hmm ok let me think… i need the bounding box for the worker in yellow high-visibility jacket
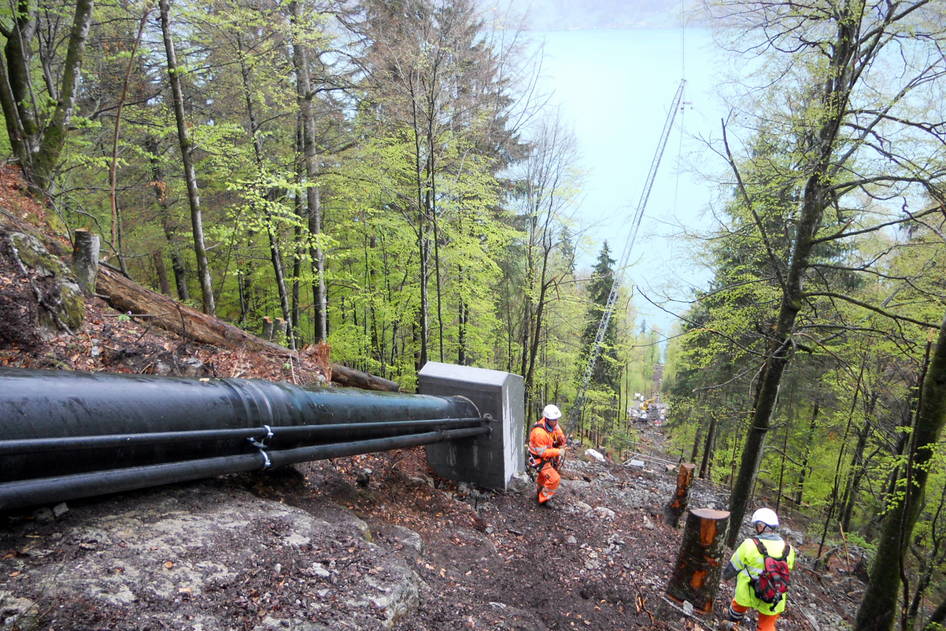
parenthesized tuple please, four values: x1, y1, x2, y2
(720, 508, 796, 631)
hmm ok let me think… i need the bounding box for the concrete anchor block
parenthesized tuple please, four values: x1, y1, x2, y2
(418, 362, 524, 491)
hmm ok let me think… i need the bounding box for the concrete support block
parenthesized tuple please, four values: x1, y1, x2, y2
(418, 362, 524, 490)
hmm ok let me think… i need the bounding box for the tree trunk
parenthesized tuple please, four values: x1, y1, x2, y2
(840, 421, 871, 532)
(290, 1, 326, 343)
(666, 508, 730, 613)
(856, 321, 946, 631)
(145, 137, 190, 302)
(153, 251, 170, 295)
(700, 416, 717, 479)
(159, 0, 215, 316)
(237, 34, 294, 350)
(690, 416, 703, 464)
(0, 0, 94, 192)
(794, 402, 819, 506)
(723, 1, 859, 547)
(457, 297, 467, 365)
(97, 264, 284, 354)
(664, 463, 696, 527)
(108, 7, 148, 275)
(330, 363, 400, 392)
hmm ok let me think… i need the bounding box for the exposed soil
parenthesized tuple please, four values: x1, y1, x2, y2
(1, 435, 864, 631)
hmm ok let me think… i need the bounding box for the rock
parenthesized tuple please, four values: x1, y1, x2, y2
(376, 523, 423, 554)
(642, 515, 656, 530)
(507, 471, 533, 494)
(627, 459, 646, 469)
(177, 357, 206, 378)
(253, 615, 331, 631)
(0, 590, 37, 627)
(593, 506, 616, 520)
(584, 448, 606, 462)
(782, 526, 805, 545)
(309, 563, 331, 578)
(31, 507, 54, 523)
(573, 501, 593, 514)
(1, 483, 423, 629)
(52, 502, 69, 518)
(4, 230, 85, 334)
(566, 535, 578, 545)
(407, 474, 435, 489)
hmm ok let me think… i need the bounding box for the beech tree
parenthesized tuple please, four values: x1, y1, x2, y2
(159, 0, 215, 315)
(709, 0, 946, 549)
(0, 0, 94, 192)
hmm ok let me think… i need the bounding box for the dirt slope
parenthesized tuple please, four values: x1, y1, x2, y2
(1, 436, 860, 630)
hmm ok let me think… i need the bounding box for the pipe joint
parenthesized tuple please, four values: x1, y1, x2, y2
(247, 425, 274, 469)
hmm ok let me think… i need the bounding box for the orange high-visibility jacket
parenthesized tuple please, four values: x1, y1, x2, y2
(529, 419, 566, 463)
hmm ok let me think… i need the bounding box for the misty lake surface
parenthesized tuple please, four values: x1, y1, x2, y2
(533, 27, 731, 334)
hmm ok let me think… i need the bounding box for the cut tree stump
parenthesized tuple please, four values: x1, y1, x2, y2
(666, 507, 730, 614)
(72, 229, 100, 297)
(664, 462, 696, 527)
(274, 317, 287, 343)
(262, 317, 274, 341)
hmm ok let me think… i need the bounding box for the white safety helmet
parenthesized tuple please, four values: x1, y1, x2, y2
(750, 507, 779, 529)
(542, 404, 562, 421)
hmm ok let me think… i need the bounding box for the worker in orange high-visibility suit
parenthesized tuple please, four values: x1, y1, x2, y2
(529, 404, 567, 505)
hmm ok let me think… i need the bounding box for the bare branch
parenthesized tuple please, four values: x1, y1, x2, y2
(802, 291, 940, 330)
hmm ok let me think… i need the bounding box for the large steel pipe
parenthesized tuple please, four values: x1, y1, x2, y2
(0, 426, 489, 510)
(0, 368, 481, 484)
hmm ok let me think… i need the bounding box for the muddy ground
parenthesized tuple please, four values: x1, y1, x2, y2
(1, 426, 861, 631)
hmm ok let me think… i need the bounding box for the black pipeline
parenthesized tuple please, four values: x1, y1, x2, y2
(0, 368, 488, 510)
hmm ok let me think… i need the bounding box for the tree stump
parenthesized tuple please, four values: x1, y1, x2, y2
(72, 229, 100, 297)
(262, 317, 274, 340)
(274, 317, 287, 344)
(664, 462, 696, 527)
(666, 507, 730, 614)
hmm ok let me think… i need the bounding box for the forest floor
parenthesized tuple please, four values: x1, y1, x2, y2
(0, 423, 867, 630)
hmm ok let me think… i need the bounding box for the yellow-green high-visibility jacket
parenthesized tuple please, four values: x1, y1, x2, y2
(728, 534, 796, 614)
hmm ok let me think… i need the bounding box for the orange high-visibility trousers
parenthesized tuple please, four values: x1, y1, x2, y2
(730, 601, 780, 631)
(536, 462, 560, 503)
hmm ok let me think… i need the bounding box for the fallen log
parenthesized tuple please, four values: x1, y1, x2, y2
(95, 264, 398, 391)
(331, 363, 400, 392)
(96, 264, 288, 355)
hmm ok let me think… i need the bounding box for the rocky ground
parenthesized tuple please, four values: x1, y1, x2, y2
(1, 428, 864, 631)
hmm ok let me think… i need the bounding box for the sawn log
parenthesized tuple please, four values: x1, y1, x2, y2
(95, 265, 398, 391)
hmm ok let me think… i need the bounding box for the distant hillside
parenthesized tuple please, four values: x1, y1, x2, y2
(479, 0, 707, 30)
